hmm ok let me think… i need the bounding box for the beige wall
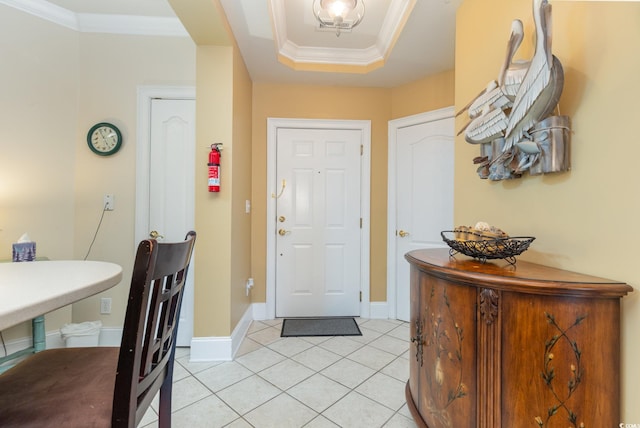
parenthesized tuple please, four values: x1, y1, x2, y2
(13, 6, 636, 417)
(0, 7, 79, 339)
(250, 77, 455, 305)
(456, 0, 640, 420)
(0, 6, 196, 340)
(194, 45, 234, 337)
(391, 70, 455, 119)
(1, 0, 252, 345)
(181, 1, 457, 334)
(251, 84, 391, 304)
(73, 33, 196, 325)
(229, 48, 254, 330)
(171, 0, 254, 339)
(192, 44, 253, 337)
(0, 0, 455, 345)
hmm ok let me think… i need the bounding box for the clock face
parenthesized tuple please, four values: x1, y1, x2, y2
(87, 123, 122, 156)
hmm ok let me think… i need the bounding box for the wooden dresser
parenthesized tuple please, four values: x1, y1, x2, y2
(404, 248, 633, 428)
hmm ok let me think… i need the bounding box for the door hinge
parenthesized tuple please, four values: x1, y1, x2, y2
(360, 144, 363, 156)
(360, 218, 363, 228)
(359, 291, 362, 302)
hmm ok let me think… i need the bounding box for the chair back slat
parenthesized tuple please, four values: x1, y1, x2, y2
(112, 231, 196, 427)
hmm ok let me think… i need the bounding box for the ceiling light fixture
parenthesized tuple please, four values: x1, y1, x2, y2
(312, 0, 365, 37)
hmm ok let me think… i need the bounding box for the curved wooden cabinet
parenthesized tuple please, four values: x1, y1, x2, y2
(405, 249, 633, 428)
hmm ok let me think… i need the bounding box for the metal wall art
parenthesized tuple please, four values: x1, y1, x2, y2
(458, 0, 571, 181)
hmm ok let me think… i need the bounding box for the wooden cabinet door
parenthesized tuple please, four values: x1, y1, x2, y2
(500, 292, 621, 427)
(409, 267, 477, 428)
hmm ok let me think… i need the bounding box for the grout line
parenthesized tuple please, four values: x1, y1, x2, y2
(166, 319, 414, 428)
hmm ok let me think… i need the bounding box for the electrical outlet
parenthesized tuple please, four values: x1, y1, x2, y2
(103, 194, 114, 211)
(100, 297, 112, 314)
(245, 278, 254, 296)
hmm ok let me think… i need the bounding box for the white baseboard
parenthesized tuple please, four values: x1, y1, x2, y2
(189, 303, 255, 362)
(99, 327, 123, 347)
(1, 331, 63, 353)
(1, 326, 113, 357)
(189, 336, 233, 361)
(47, 331, 65, 349)
(249, 301, 390, 322)
(252, 302, 389, 321)
(252, 302, 267, 321)
(231, 305, 254, 357)
(369, 301, 389, 319)
(3, 301, 392, 365)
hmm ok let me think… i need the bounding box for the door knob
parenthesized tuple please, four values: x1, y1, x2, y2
(149, 230, 164, 239)
(398, 230, 410, 238)
(278, 229, 290, 236)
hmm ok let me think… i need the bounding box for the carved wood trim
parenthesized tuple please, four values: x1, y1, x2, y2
(479, 288, 499, 325)
(477, 288, 501, 428)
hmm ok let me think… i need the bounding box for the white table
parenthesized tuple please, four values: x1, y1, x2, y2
(0, 260, 123, 361)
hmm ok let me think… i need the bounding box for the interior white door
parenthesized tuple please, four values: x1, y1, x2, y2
(275, 128, 362, 317)
(393, 113, 454, 321)
(149, 98, 195, 346)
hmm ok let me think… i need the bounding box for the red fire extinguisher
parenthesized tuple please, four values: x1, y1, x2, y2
(208, 143, 222, 192)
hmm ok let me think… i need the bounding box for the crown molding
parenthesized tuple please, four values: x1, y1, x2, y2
(279, 39, 383, 66)
(1, 0, 78, 29)
(0, 0, 188, 37)
(269, 0, 415, 72)
(377, 0, 416, 59)
(77, 13, 187, 37)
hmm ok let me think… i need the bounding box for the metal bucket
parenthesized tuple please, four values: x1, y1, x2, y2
(529, 115, 571, 175)
(488, 138, 513, 180)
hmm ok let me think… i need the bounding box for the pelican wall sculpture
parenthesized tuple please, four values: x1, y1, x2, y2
(458, 0, 571, 180)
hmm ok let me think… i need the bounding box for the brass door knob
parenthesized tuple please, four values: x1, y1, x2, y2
(149, 230, 164, 239)
(398, 230, 410, 238)
(278, 229, 290, 236)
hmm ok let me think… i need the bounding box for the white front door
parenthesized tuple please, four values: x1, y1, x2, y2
(388, 109, 454, 322)
(137, 94, 195, 346)
(275, 127, 362, 317)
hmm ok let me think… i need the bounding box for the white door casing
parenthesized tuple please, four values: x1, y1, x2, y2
(267, 118, 371, 320)
(136, 87, 196, 346)
(387, 107, 455, 321)
(275, 128, 362, 317)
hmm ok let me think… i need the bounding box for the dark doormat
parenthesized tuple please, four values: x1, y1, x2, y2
(281, 317, 362, 337)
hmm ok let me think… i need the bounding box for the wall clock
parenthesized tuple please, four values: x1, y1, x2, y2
(87, 122, 122, 156)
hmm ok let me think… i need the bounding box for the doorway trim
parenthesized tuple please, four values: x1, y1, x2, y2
(266, 118, 371, 320)
(386, 106, 455, 319)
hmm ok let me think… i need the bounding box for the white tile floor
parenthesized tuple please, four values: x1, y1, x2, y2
(140, 318, 418, 428)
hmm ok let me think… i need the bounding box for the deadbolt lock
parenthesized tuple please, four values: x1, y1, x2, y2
(278, 216, 286, 223)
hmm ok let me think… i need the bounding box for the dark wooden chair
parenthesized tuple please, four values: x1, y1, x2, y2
(0, 231, 196, 428)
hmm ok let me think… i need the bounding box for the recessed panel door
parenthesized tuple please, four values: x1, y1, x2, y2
(395, 116, 454, 321)
(149, 98, 195, 346)
(275, 128, 362, 317)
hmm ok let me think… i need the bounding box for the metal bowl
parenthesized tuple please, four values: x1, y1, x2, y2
(441, 231, 535, 265)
